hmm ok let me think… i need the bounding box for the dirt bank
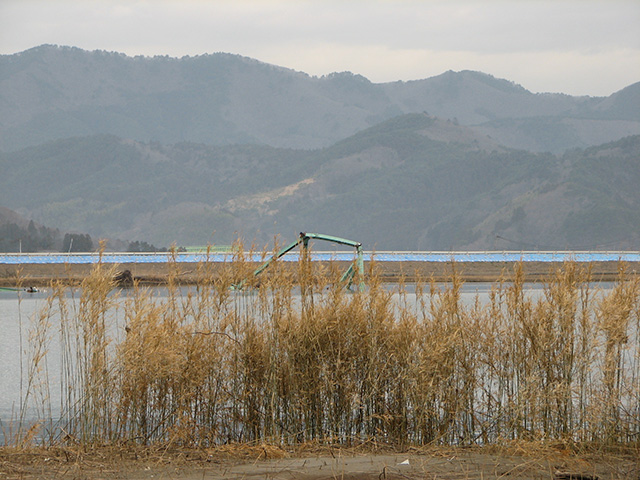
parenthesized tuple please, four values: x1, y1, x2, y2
(1, 446, 638, 479)
(2, 260, 638, 287)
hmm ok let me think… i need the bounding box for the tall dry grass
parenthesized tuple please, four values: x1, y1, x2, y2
(11, 247, 640, 450)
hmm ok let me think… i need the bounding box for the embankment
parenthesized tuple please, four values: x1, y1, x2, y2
(1, 259, 638, 287)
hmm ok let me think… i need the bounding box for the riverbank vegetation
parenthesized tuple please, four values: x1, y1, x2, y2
(5, 249, 640, 454)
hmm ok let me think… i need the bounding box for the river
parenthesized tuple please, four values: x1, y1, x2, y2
(0, 281, 552, 424)
(4, 277, 637, 448)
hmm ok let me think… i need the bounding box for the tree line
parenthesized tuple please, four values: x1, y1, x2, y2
(0, 220, 168, 253)
(0, 220, 94, 253)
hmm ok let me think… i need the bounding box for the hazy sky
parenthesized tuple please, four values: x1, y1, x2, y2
(2, 0, 639, 96)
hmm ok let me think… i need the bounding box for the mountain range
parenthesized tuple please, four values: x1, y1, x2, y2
(1, 115, 638, 251)
(0, 45, 639, 251)
(2, 45, 639, 154)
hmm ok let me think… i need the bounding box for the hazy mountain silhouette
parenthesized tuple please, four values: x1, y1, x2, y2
(1, 45, 638, 153)
(2, 114, 638, 250)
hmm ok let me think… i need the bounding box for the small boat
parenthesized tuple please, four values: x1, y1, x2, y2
(0, 286, 39, 293)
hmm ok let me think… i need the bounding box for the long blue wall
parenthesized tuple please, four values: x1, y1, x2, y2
(1, 251, 639, 265)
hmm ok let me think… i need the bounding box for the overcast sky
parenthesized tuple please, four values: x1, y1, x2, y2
(2, 0, 639, 96)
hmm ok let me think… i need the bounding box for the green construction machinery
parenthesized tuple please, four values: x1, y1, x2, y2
(235, 232, 365, 291)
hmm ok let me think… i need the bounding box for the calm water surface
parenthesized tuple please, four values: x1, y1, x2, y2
(0, 281, 593, 422)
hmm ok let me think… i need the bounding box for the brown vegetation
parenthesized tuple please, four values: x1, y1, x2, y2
(3, 249, 640, 461)
(2, 257, 638, 288)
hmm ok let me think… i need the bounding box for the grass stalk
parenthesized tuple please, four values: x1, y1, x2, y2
(8, 253, 640, 451)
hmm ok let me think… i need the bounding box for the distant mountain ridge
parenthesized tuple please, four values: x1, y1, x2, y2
(2, 45, 638, 251)
(1, 45, 639, 153)
(2, 114, 638, 250)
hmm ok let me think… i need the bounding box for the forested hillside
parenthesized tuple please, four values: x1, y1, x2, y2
(0, 206, 95, 252)
(2, 115, 638, 250)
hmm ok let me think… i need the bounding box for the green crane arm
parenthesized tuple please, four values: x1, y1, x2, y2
(302, 232, 362, 248)
(235, 232, 365, 291)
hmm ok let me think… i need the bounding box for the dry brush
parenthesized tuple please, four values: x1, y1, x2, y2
(9, 249, 640, 451)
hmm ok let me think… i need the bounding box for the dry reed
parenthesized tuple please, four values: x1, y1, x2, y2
(9, 246, 640, 452)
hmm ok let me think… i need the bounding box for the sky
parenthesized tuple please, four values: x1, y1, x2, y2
(1, 0, 639, 97)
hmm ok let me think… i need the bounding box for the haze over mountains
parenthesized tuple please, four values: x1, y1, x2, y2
(3, 45, 640, 154)
(1, 45, 639, 251)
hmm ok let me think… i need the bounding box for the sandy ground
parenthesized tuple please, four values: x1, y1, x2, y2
(1, 446, 638, 480)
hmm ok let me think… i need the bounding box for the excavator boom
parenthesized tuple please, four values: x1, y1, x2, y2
(235, 232, 365, 291)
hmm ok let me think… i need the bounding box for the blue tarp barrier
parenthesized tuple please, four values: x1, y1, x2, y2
(1, 251, 639, 265)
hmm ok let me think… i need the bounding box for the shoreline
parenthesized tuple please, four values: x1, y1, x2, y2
(1, 445, 637, 480)
(1, 260, 638, 287)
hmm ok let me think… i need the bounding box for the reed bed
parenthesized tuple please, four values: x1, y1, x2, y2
(9, 247, 640, 451)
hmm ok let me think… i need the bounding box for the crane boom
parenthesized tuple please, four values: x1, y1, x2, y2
(235, 232, 365, 291)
